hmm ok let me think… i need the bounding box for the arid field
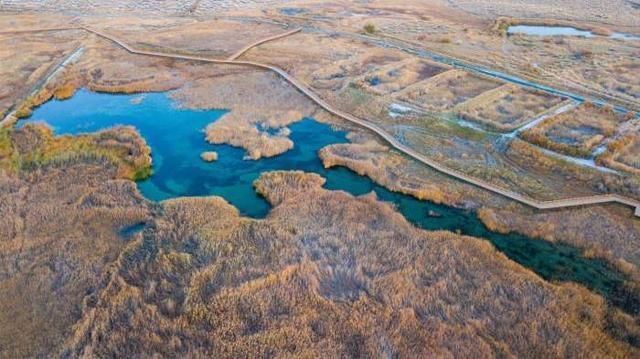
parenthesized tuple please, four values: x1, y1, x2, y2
(1, 0, 640, 357)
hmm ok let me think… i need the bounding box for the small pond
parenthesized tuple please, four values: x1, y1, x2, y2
(21, 89, 637, 314)
(508, 25, 640, 40)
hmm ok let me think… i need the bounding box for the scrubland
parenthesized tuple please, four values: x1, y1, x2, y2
(452, 0, 640, 29)
(297, 1, 640, 112)
(580, 62, 640, 101)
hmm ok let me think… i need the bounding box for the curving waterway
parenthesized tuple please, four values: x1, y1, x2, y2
(20, 89, 636, 313)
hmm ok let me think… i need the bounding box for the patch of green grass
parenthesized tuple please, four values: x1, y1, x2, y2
(1, 124, 152, 180)
(15, 107, 32, 119)
(421, 114, 488, 142)
(363, 23, 376, 34)
(0, 127, 12, 156)
(132, 165, 153, 181)
(344, 83, 373, 106)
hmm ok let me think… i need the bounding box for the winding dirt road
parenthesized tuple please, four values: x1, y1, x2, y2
(7, 25, 640, 217)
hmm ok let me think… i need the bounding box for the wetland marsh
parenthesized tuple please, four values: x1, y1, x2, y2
(21, 89, 636, 313)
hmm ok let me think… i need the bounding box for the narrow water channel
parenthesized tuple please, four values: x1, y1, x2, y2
(21, 89, 636, 314)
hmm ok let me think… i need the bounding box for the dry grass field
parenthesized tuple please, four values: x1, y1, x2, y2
(356, 58, 449, 95)
(521, 102, 627, 157)
(458, 84, 566, 131)
(0, 124, 152, 357)
(2, 125, 638, 357)
(398, 70, 502, 111)
(577, 62, 640, 100)
(445, 0, 640, 29)
(171, 69, 320, 159)
(242, 31, 412, 92)
(320, 132, 640, 274)
(598, 133, 640, 175)
(95, 17, 289, 59)
(54, 170, 640, 357)
(0, 29, 83, 117)
(0, 0, 292, 16)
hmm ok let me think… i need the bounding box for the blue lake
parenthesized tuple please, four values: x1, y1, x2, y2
(21, 89, 636, 313)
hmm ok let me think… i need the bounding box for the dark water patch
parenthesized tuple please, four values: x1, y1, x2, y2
(22, 89, 637, 314)
(368, 76, 381, 86)
(257, 123, 283, 136)
(119, 222, 145, 240)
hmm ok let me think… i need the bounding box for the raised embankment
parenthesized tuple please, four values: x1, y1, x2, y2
(9, 25, 640, 217)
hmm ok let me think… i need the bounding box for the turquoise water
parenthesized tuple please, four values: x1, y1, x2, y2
(508, 25, 640, 40)
(22, 89, 637, 313)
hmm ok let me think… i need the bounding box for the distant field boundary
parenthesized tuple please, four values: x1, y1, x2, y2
(7, 26, 640, 217)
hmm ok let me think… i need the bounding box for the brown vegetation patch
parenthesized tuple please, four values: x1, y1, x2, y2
(58, 170, 640, 357)
(79, 39, 185, 94)
(200, 151, 218, 162)
(254, 170, 326, 206)
(356, 59, 449, 95)
(0, 29, 83, 116)
(52, 82, 77, 100)
(458, 84, 566, 131)
(0, 124, 150, 357)
(597, 133, 640, 175)
(242, 31, 410, 93)
(172, 69, 318, 160)
(478, 204, 640, 277)
(398, 70, 502, 111)
(521, 102, 627, 157)
(97, 18, 288, 58)
(579, 62, 640, 101)
(319, 140, 462, 205)
(0, 123, 151, 181)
